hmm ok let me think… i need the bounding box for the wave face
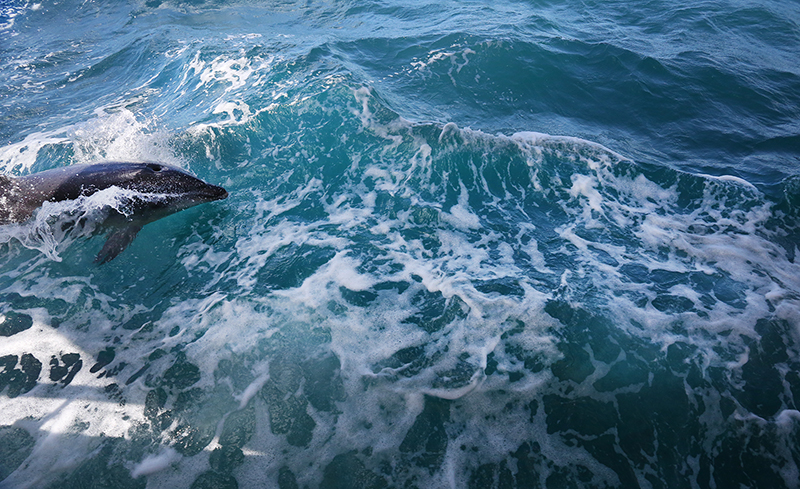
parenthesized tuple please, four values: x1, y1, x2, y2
(1, 1, 799, 488)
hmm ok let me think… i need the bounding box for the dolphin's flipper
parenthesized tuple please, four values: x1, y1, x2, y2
(95, 224, 142, 264)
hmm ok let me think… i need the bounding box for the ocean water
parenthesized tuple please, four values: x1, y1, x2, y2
(1, 0, 799, 487)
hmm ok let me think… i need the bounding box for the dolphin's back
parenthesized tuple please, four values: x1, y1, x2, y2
(18, 163, 139, 203)
(2, 163, 190, 224)
(0, 173, 40, 224)
(0, 165, 93, 224)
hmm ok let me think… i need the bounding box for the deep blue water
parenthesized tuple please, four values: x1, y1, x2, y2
(1, 1, 799, 488)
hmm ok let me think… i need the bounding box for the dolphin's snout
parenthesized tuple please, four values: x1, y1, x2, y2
(208, 184, 228, 201)
(195, 183, 228, 201)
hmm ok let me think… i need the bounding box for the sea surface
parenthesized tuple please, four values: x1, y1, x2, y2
(1, 1, 799, 488)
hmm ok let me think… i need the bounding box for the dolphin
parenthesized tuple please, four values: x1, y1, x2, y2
(0, 162, 228, 263)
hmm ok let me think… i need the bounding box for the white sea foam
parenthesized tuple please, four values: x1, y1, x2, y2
(177, 48, 282, 133)
(0, 107, 179, 176)
(69, 108, 178, 165)
(0, 130, 70, 174)
(407, 44, 476, 86)
(131, 447, 181, 478)
(0, 0, 29, 32)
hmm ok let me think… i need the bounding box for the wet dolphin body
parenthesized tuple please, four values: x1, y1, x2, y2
(0, 162, 228, 263)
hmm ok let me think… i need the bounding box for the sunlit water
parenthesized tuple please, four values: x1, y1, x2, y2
(1, 1, 799, 488)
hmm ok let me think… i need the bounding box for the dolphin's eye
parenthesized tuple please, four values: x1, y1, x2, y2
(147, 163, 164, 172)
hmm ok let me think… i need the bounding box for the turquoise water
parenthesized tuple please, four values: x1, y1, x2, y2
(1, 1, 799, 487)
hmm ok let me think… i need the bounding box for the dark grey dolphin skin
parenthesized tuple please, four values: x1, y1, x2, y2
(0, 162, 227, 263)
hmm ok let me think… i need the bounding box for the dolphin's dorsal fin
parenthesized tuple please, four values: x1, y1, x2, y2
(95, 224, 142, 264)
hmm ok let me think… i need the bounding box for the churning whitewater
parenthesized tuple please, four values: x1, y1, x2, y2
(1, 1, 799, 488)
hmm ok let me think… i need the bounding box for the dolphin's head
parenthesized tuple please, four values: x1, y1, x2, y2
(73, 162, 228, 206)
(125, 163, 228, 203)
